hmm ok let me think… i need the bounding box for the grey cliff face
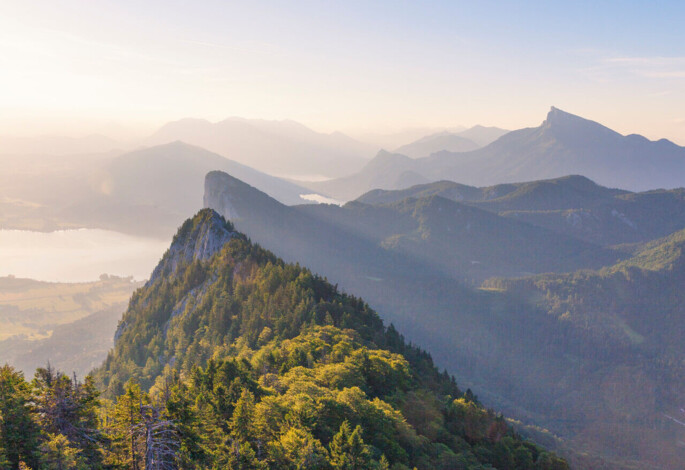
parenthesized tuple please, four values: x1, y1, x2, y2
(147, 209, 235, 285)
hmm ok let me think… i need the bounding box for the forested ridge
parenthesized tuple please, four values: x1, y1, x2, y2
(483, 228, 685, 469)
(0, 209, 568, 469)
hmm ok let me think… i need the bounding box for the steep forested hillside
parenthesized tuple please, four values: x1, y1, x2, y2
(68, 209, 566, 469)
(485, 229, 685, 469)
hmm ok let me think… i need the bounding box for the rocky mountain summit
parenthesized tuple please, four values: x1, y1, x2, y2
(148, 209, 235, 284)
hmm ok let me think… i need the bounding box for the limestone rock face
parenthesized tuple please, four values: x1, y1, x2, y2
(147, 208, 235, 285)
(114, 209, 234, 344)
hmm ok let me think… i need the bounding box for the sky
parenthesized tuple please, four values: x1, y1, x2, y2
(1, 0, 685, 143)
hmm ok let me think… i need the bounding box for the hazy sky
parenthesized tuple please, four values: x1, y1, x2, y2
(1, 1, 685, 143)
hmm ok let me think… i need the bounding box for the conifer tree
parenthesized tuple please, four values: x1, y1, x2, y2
(329, 420, 352, 468)
(329, 421, 372, 470)
(0, 365, 41, 469)
(108, 381, 149, 469)
(378, 455, 390, 470)
(32, 366, 103, 467)
(230, 389, 256, 443)
(164, 381, 205, 468)
(134, 404, 179, 470)
(39, 433, 88, 470)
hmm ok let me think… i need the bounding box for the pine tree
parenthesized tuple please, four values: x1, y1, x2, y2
(0, 365, 42, 469)
(347, 425, 372, 470)
(272, 427, 328, 470)
(378, 455, 390, 470)
(223, 441, 264, 470)
(230, 389, 255, 443)
(329, 421, 352, 469)
(32, 366, 103, 467)
(39, 433, 88, 470)
(134, 404, 179, 470)
(329, 421, 372, 470)
(108, 381, 149, 470)
(164, 381, 205, 468)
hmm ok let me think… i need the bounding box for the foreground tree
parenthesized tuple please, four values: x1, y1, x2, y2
(0, 365, 41, 469)
(106, 381, 149, 469)
(135, 404, 179, 470)
(32, 365, 104, 467)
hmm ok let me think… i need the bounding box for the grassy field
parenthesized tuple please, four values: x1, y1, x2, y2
(0, 275, 141, 341)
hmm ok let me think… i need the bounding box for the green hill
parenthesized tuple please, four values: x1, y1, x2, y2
(485, 228, 685, 470)
(88, 209, 567, 469)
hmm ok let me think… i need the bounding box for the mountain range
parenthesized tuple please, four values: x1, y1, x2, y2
(393, 125, 509, 158)
(357, 175, 685, 246)
(88, 141, 313, 236)
(1, 142, 318, 237)
(206, 171, 622, 284)
(304, 107, 685, 201)
(144, 117, 376, 179)
(4, 106, 685, 468)
(204, 170, 685, 469)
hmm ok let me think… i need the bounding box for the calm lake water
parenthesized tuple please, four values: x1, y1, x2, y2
(0, 229, 170, 282)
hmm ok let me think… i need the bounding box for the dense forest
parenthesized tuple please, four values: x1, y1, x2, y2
(0, 210, 568, 469)
(484, 228, 685, 468)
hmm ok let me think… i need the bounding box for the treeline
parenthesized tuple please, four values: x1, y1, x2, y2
(0, 329, 568, 469)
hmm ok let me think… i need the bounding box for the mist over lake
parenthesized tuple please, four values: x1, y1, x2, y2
(0, 229, 169, 282)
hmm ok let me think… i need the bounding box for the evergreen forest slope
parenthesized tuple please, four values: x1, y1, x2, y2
(486, 229, 685, 469)
(85, 209, 569, 469)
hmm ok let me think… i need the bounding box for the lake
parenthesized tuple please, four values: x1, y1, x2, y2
(0, 229, 170, 282)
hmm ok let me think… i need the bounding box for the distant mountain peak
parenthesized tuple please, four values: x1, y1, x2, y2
(544, 106, 583, 127)
(540, 106, 621, 142)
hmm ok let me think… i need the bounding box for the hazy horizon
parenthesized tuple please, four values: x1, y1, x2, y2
(1, 1, 685, 145)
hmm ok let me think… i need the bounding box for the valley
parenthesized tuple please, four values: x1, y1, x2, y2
(0, 275, 141, 377)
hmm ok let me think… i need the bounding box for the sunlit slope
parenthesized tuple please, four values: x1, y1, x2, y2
(94, 208, 569, 469)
